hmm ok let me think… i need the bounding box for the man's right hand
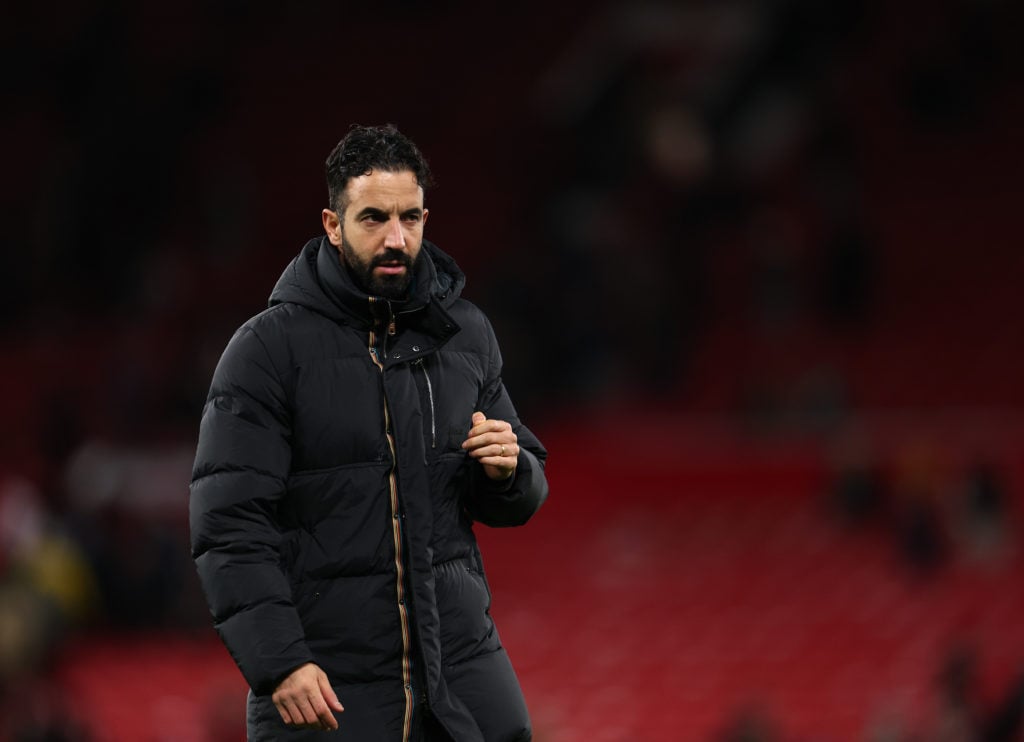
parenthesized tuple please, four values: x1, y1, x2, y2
(272, 662, 345, 731)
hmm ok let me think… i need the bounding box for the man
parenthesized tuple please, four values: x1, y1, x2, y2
(189, 124, 548, 741)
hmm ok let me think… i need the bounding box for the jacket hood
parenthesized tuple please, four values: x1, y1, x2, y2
(268, 236, 466, 325)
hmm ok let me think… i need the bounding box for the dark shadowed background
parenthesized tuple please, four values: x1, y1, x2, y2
(2, 1, 1023, 740)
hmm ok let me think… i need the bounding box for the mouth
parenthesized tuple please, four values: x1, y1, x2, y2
(374, 262, 407, 276)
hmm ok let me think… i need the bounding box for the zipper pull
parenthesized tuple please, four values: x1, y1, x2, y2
(385, 300, 397, 336)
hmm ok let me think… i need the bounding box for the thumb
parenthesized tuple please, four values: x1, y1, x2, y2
(472, 411, 486, 425)
(319, 674, 344, 712)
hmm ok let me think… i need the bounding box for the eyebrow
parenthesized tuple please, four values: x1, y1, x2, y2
(354, 206, 423, 220)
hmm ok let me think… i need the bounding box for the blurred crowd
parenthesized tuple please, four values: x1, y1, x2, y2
(2, 0, 1023, 739)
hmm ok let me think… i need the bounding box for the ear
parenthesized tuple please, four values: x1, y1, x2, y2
(322, 209, 343, 246)
(422, 208, 429, 228)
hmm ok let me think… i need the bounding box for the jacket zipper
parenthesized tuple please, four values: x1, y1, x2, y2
(368, 307, 415, 742)
(413, 359, 436, 449)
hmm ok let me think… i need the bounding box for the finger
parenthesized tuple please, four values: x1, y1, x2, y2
(466, 413, 493, 442)
(466, 413, 510, 439)
(319, 674, 345, 713)
(309, 694, 339, 731)
(275, 700, 294, 726)
(282, 699, 305, 726)
(466, 439, 508, 458)
(307, 683, 344, 728)
(289, 696, 317, 727)
(479, 454, 516, 468)
(466, 437, 515, 459)
(463, 424, 515, 450)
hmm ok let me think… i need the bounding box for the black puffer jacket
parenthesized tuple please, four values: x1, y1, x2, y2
(189, 237, 548, 741)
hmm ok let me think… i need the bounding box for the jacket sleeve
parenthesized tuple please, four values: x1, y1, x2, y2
(465, 316, 549, 527)
(188, 324, 313, 695)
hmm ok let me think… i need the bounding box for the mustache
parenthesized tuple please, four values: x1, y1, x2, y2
(371, 249, 414, 269)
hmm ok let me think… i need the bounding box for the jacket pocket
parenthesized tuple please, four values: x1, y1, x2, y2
(433, 557, 498, 667)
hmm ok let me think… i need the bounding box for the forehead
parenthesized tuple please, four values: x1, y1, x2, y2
(344, 169, 423, 211)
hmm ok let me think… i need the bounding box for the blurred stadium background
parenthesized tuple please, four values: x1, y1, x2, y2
(2, 1, 1023, 740)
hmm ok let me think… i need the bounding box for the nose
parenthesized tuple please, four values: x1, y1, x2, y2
(384, 217, 406, 249)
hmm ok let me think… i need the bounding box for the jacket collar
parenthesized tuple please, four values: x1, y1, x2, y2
(269, 236, 463, 344)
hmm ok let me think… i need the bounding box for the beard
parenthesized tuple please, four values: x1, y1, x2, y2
(340, 235, 418, 300)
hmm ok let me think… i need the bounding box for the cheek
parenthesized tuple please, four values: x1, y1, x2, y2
(406, 225, 424, 249)
(343, 229, 375, 254)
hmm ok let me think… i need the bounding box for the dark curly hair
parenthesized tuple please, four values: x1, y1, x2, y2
(325, 124, 433, 216)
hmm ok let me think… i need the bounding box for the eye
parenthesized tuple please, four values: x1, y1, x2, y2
(401, 212, 422, 224)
